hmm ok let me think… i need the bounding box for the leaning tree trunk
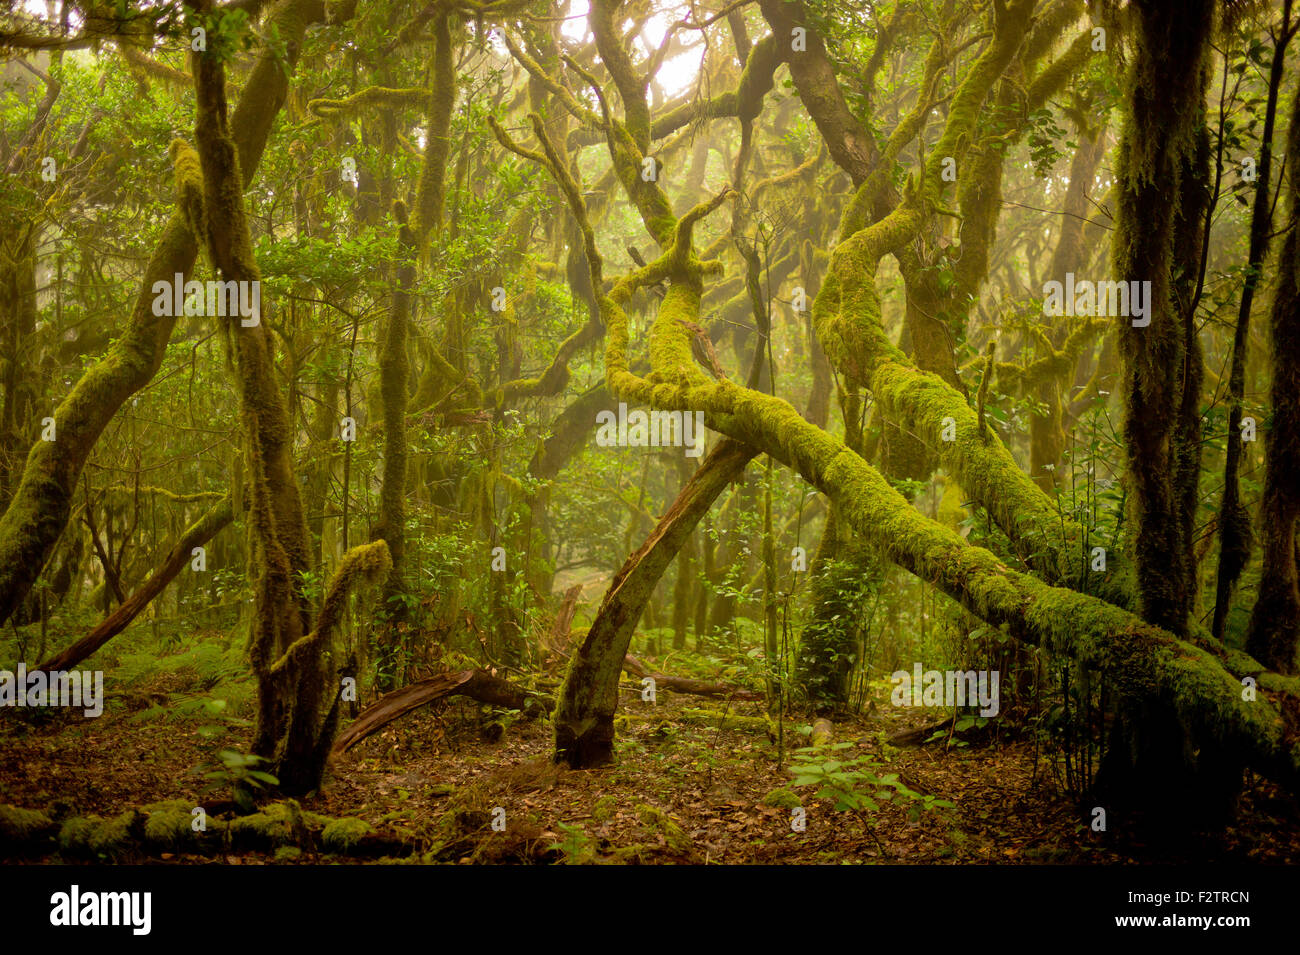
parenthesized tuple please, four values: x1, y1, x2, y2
(36, 493, 233, 673)
(554, 438, 756, 767)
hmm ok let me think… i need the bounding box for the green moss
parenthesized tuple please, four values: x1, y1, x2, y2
(0, 804, 55, 843)
(608, 843, 652, 863)
(142, 800, 201, 849)
(58, 817, 97, 854)
(169, 138, 203, 198)
(634, 803, 690, 853)
(321, 817, 374, 853)
(762, 788, 802, 810)
(59, 811, 138, 858)
(591, 795, 619, 822)
(93, 811, 137, 855)
(647, 283, 709, 389)
(308, 86, 433, 119)
(275, 846, 303, 862)
(228, 803, 295, 848)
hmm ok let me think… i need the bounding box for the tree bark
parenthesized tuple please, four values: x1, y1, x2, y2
(188, 1, 375, 794)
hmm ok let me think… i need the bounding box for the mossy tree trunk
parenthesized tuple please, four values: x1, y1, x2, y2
(0, 231, 39, 508)
(372, 11, 457, 688)
(187, 1, 386, 794)
(1090, 0, 1224, 816)
(1112, 0, 1214, 640)
(1214, 3, 1293, 643)
(1246, 81, 1300, 675)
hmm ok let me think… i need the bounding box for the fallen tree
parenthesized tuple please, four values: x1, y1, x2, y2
(331, 668, 549, 756)
(0, 799, 413, 860)
(621, 653, 764, 702)
(331, 648, 764, 758)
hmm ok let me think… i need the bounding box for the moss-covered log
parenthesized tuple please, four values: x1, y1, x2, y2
(0, 800, 412, 859)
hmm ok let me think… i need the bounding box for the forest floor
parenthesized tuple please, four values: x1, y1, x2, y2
(2, 638, 1299, 864)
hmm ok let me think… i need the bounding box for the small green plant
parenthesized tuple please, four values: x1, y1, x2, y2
(926, 714, 990, 748)
(548, 822, 597, 865)
(197, 749, 279, 813)
(789, 742, 954, 834)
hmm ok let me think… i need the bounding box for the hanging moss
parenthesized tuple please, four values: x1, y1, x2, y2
(307, 86, 434, 119)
